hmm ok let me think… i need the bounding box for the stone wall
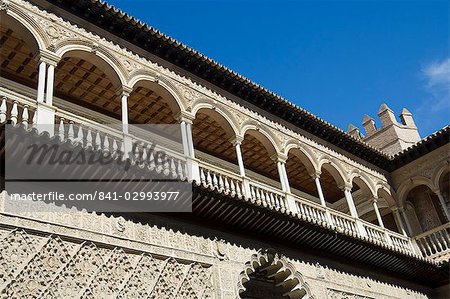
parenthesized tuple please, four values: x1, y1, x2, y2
(0, 192, 433, 299)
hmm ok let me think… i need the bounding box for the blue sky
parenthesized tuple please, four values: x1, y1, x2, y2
(107, 0, 449, 137)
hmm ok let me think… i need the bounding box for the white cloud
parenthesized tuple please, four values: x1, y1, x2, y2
(424, 58, 450, 86)
(422, 58, 450, 112)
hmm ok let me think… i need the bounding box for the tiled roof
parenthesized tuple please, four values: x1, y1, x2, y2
(42, 0, 448, 171)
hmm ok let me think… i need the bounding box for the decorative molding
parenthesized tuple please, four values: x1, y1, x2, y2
(327, 288, 374, 299)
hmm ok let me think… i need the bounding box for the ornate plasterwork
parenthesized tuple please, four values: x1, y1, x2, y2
(0, 229, 213, 298)
(6, 0, 390, 190)
(327, 289, 373, 299)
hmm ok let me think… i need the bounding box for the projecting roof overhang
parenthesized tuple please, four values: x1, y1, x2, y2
(1, 124, 448, 288)
(35, 0, 397, 169)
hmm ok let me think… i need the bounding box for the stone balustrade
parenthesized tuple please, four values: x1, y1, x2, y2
(414, 223, 450, 261)
(0, 92, 425, 257)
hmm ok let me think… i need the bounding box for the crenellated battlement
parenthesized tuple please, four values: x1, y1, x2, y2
(348, 104, 421, 155)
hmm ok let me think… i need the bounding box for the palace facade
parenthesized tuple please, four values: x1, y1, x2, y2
(0, 0, 449, 298)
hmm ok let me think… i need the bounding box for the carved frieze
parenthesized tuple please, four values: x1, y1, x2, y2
(0, 229, 213, 298)
(327, 288, 373, 299)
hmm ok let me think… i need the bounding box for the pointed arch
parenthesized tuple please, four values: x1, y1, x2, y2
(237, 249, 315, 299)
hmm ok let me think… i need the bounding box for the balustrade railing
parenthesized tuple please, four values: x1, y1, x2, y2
(0, 96, 36, 128)
(295, 197, 328, 224)
(329, 209, 358, 235)
(198, 160, 244, 198)
(248, 179, 287, 212)
(364, 223, 388, 243)
(414, 223, 450, 258)
(0, 90, 422, 257)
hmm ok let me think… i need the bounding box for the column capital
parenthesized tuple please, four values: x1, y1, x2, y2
(229, 135, 244, 146)
(339, 183, 353, 192)
(175, 111, 195, 124)
(310, 170, 321, 180)
(36, 50, 59, 66)
(372, 196, 378, 204)
(270, 153, 288, 164)
(120, 85, 133, 97)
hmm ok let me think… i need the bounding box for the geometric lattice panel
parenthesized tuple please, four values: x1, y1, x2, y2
(0, 229, 213, 299)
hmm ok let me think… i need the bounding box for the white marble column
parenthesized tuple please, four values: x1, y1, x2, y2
(180, 120, 190, 157)
(121, 92, 129, 134)
(314, 173, 326, 207)
(232, 136, 245, 177)
(276, 159, 290, 193)
(342, 184, 359, 218)
(372, 197, 385, 228)
(34, 55, 59, 131)
(45, 64, 55, 106)
(185, 120, 195, 158)
(36, 61, 46, 103)
(281, 161, 291, 193)
(400, 208, 413, 236)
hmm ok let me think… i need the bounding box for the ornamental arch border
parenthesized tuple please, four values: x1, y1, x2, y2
(54, 41, 128, 89)
(1, 6, 50, 52)
(375, 184, 397, 208)
(396, 176, 436, 208)
(240, 120, 281, 156)
(284, 140, 319, 176)
(432, 162, 450, 193)
(128, 71, 187, 117)
(191, 98, 240, 138)
(317, 155, 348, 188)
(236, 249, 315, 299)
(348, 170, 377, 198)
